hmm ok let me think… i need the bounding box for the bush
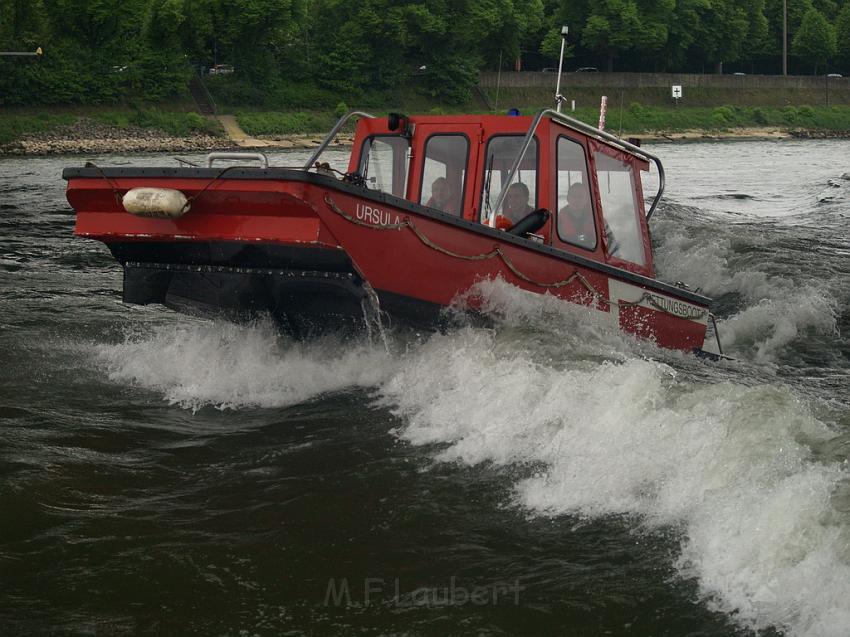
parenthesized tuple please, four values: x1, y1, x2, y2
(263, 81, 341, 110)
(335, 101, 349, 118)
(236, 111, 336, 136)
(206, 76, 265, 107)
(92, 109, 219, 136)
(782, 106, 799, 124)
(752, 107, 768, 125)
(712, 105, 735, 125)
(0, 114, 75, 145)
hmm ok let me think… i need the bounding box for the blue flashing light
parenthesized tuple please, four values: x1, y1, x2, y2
(507, 108, 521, 116)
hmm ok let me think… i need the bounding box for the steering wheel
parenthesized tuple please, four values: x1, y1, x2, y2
(508, 208, 550, 236)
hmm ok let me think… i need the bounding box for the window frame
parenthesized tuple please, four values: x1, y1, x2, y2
(479, 133, 540, 223)
(358, 134, 411, 198)
(417, 132, 471, 217)
(592, 148, 648, 268)
(555, 134, 598, 251)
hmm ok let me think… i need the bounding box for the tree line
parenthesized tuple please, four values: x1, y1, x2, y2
(1, 0, 848, 107)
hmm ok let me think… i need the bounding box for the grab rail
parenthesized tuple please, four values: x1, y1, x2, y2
(490, 108, 666, 225)
(303, 110, 376, 170)
(206, 152, 268, 168)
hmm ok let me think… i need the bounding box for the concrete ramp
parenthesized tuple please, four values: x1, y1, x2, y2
(217, 115, 273, 148)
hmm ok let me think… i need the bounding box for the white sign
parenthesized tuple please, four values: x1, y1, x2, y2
(671, 85, 683, 99)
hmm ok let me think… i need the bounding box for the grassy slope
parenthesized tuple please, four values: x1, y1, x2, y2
(0, 108, 221, 145)
(4, 93, 850, 145)
(0, 113, 76, 145)
(234, 104, 850, 136)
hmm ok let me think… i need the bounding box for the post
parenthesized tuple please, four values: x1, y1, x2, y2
(783, 0, 787, 76)
(495, 50, 502, 112)
(554, 25, 568, 112)
(598, 96, 608, 131)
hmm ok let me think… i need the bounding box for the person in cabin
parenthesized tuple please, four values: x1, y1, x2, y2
(495, 182, 533, 230)
(558, 182, 596, 248)
(426, 177, 454, 214)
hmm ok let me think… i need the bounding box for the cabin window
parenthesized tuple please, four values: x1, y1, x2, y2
(556, 137, 596, 250)
(480, 136, 538, 224)
(594, 152, 646, 266)
(419, 134, 468, 216)
(359, 135, 410, 198)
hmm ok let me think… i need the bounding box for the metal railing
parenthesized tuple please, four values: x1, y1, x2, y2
(303, 111, 376, 170)
(206, 152, 268, 168)
(489, 108, 666, 225)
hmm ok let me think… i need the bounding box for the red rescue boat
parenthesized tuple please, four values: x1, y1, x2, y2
(63, 109, 721, 354)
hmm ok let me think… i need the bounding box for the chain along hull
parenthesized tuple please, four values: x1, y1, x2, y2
(65, 168, 712, 350)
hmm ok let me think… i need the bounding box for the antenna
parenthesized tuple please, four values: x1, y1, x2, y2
(554, 26, 568, 112)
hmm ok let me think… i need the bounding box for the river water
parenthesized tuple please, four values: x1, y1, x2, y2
(1, 141, 848, 636)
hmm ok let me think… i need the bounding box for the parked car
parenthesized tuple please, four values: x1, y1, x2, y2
(827, 73, 843, 78)
(574, 67, 599, 72)
(209, 64, 234, 75)
(732, 72, 746, 76)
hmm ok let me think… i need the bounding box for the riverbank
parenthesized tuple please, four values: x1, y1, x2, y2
(0, 117, 355, 156)
(0, 112, 847, 157)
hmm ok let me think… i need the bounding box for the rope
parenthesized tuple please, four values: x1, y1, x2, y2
(324, 194, 599, 292)
(322, 194, 708, 320)
(181, 165, 245, 212)
(87, 161, 245, 215)
(84, 162, 124, 208)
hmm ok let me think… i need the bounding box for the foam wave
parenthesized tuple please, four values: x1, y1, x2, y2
(85, 281, 849, 636)
(718, 292, 838, 362)
(93, 320, 395, 411)
(651, 217, 839, 361)
(448, 277, 645, 359)
(378, 327, 850, 637)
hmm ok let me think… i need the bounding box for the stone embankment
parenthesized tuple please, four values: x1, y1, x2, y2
(0, 119, 230, 156)
(0, 118, 353, 156)
(787, 129, 850, 139)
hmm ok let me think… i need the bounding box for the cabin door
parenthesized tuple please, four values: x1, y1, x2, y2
(411, 124, 483, 222)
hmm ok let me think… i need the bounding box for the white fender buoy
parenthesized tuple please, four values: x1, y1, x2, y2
(122, 187, 189, 219)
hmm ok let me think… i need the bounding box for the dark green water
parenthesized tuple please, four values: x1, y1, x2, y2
(1, 144, 848, 636)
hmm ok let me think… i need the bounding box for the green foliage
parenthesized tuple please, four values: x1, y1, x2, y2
(836, 4, 850, 68)
(0, 0, 848, 108)
(712, 105, 735, 125)
(0, 113, 75, 145)
(92, 109, 219, 135)
(334, 102, 349, 118)
(782, 105, 800, 124)
(235, 111, 336, 136)
(555, 103, 850, 133)
(205, 76, 266, 107)
(539, 27, 574, 60)
(264, 82, 341, 110)
(792, 9, 836, 74)
(579, 0, 673, 70)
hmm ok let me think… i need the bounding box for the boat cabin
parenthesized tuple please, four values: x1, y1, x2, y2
(345, 112, 657, 278)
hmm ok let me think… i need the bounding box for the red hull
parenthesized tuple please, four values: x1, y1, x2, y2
(65, 168, 712, 351)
